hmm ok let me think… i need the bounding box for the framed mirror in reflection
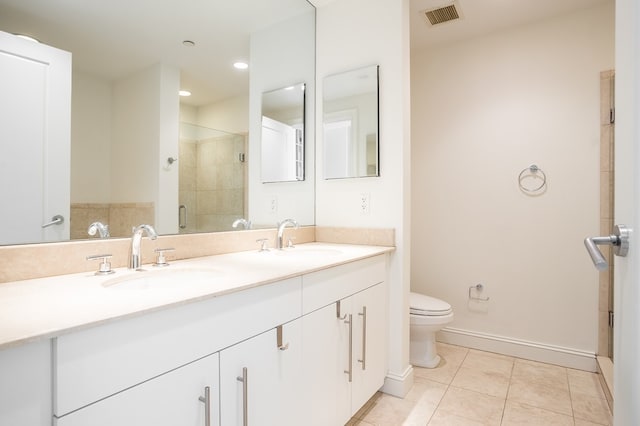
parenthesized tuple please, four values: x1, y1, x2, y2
(323, 65, 379, 179)
(0, 0, 315, 245)
(261, 83, 306, 183)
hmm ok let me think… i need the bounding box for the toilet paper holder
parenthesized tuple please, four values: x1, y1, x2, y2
(469, 283, 490, 302)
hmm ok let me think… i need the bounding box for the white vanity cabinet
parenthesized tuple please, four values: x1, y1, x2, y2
(220, 319, 303, 426)
(0, 340, 52, 426)
(54, 353, 220, 426)
(0, 248, 391, 426)
(52, 277, 301, 424)
(301, 255, 388, 425)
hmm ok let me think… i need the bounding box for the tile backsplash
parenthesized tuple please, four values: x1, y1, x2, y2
(0, 226, 394, 284)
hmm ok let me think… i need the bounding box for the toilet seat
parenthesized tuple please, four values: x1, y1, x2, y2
(410, 292, 452, 316)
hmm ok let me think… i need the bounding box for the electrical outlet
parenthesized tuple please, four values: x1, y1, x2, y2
(359, 193, 370, 215)
(269, 195, 278, 213)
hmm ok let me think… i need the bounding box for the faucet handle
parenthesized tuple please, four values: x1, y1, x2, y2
(287, 237, 296, 248)
(256, 238, 270, 252)
(153, 248, 175, 267)
(86, 254, 115, 275)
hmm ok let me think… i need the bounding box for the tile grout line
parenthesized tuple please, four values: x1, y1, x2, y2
(498, 358, 516, 425)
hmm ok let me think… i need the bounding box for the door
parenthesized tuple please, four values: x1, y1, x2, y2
(301, 301, 352, 426)
(351, 283, 387, 412)
(0, 31, 71, 244)
(54, 352, 220, 426)
(220, 321, 302, 426)
(612, 0, 640, 424)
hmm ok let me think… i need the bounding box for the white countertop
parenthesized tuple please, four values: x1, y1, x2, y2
(0, 243, 393, 350)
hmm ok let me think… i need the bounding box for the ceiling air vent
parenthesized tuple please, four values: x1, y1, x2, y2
(424, 4, 460, 26)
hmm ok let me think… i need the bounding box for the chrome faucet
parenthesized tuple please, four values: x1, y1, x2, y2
(128, 224, 158, 269)
(276, 219, 299, 249)
(87, 221, 110, 238)
(232, 218, 252, 230)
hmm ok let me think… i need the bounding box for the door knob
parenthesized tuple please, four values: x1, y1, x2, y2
(584, 224, 630, 271)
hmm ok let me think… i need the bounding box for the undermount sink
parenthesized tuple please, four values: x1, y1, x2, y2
(273, 247, 343, 257)
(102, 267, 224, 290)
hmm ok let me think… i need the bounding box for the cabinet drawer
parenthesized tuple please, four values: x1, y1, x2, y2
(302, 255, 386, 314)
(53, 277, 301, 417)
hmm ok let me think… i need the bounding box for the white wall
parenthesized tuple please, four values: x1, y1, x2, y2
(196, 96, 249, 135)
(314, 0, 412, 396)
(157, 65, 180, 234)
(411, 3, 614, 367)
(70, 72, 112, 203)
(248, 9, 316, 227)
(111, 63, 180, 234)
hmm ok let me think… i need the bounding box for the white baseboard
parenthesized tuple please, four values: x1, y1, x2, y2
(382, 364, 414, 398)
(439, 327, 597, 372)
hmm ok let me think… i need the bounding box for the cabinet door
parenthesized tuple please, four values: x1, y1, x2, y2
(0, 341, 51, 426)
(55, 352, 219, 426)
(220, 320, 302, 426)
(351, 282, 387, 412)
(301, 301, 352, 426)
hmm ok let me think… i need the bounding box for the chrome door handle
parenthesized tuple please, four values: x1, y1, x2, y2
(584, 224, 630, 271)
(344, 314, 353, 383)
(276, 324, 289, 351)
(198, 386, 211, 426)
(357, 306, 367, 370)
(179, 204, 187, 229)
(42, 214, 64, 228)
(236, 367, 248, 426)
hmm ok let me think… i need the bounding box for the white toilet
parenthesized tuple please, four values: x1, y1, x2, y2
(410, 291, 454, 368)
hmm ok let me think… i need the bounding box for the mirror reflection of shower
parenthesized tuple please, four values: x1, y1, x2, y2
(178, 123, 247, 233)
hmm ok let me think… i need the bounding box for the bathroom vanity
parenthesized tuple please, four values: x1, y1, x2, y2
(0, 243, 391, 426)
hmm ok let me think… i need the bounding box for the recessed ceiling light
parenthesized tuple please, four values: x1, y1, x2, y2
(233, 61, 249, 70)
(179, 90, 192, 97)
(182, 40, 195, 47)
(15, 34, 40, 43)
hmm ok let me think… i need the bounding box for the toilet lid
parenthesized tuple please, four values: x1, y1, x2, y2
(410, 292, 452, 316)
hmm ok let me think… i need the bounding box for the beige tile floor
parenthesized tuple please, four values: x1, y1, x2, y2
(348, 343, 612, 426)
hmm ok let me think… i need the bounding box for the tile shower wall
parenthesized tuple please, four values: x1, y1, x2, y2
(179, 134, 246, 233)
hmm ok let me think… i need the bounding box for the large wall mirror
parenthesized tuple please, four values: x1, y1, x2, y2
(323, 65, 379, 179)
(0, 0, 315, 245)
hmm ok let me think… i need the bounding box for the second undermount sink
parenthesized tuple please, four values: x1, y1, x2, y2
(274, 246, 343, 258)
(102, 267, 224, 290)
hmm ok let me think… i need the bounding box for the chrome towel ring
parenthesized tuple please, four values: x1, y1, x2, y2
(518, 164, 547, 193)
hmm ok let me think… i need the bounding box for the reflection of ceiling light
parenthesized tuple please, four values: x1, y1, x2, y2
(179, 90, 192, 97)
(182, 40, 195, 47)
(15, 34, 40, 43)
(284, 86, 295, 91)
(233, 61, 249, 70)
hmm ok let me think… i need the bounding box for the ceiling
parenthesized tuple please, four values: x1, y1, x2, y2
(410, 0, 613, 51)
(0, 0, 312, 107)
(0, 0, 612, 106)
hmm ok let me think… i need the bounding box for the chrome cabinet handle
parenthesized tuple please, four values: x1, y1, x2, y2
(42, 214, 64, 228)
(236, 367, 248, 426)
(358, 306, 367, 370)
(336, 300, 346, 320)
(198, 386, 211, 426)
(276, 325, 289, 351)
(344, 314, 353, 382)
(584, 224, 630, 271)
(179, 204, 187, 229)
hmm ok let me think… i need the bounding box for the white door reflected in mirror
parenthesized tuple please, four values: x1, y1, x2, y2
(323, 65, 379, 179)
(260, 83, 306, 183)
